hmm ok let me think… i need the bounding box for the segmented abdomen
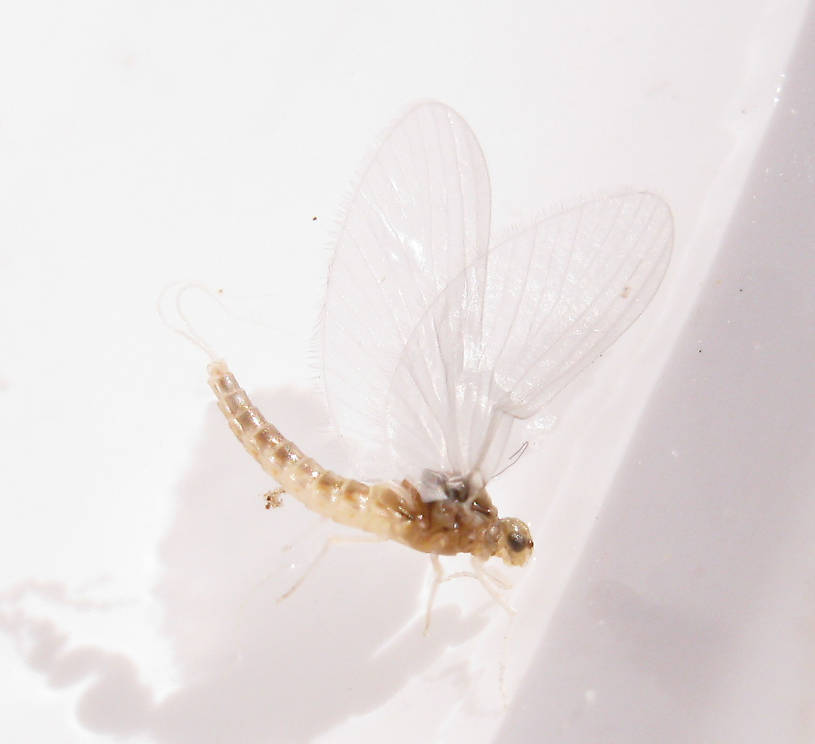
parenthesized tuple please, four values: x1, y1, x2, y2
(207, 360, 502, 559)
(207, 360, 395, 534)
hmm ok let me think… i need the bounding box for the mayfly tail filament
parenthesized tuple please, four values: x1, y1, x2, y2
(157, 281, 224, 361)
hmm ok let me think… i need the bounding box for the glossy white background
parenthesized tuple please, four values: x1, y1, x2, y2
(1, 1, 813, 742)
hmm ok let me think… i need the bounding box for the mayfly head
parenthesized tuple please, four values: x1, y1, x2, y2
(485, 518, 534, 567)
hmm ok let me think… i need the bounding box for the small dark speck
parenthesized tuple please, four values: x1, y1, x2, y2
(739, 288, 743, 293)
(698, 348, 703, 353)
(312, 216, 318, 221)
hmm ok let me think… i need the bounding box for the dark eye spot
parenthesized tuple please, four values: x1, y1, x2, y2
(507, 531, 526, 552)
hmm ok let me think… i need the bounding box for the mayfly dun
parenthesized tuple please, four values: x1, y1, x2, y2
(171, 101, 672, 613)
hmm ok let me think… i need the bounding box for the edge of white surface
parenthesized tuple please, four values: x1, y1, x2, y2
(494, 6, 815, 742)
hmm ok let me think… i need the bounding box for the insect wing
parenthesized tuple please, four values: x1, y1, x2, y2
(385, 192, 673, 482)
(322, 102, 492, 476)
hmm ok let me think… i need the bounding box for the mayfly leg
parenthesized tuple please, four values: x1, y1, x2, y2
(425, 555, 516, 634)
(277, 533, 386, 602)
(425, 555, 445, 634)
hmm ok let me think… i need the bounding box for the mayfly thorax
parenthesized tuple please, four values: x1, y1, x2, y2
(171, 101, 673, 602)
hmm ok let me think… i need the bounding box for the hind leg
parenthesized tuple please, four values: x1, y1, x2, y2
(424, 556, 516, 634)
(278, 533, 386, 602)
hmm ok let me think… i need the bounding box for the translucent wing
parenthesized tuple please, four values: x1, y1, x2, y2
(323, 101, 673, 489)
(323, 102, 491, 475)
(384, 192, 673, 483)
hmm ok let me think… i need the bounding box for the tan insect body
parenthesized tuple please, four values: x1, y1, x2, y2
(208, 360, 534, 567)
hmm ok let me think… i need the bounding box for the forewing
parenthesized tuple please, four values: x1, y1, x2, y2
(322, 102, 492, 476)
(384, 192, 673, 482)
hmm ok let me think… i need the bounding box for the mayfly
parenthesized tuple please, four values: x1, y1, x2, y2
(179, 102, 672, 603)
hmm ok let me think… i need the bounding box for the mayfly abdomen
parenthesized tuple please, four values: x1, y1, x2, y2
(207, 360, 389, 530)
(211, 361, 339, 490)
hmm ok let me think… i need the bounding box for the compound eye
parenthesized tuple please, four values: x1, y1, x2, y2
(507, 530, 527, 552)
(497, 518, 533, 565)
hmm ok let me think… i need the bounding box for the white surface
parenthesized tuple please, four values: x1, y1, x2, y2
(1, 1, 812, 742)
